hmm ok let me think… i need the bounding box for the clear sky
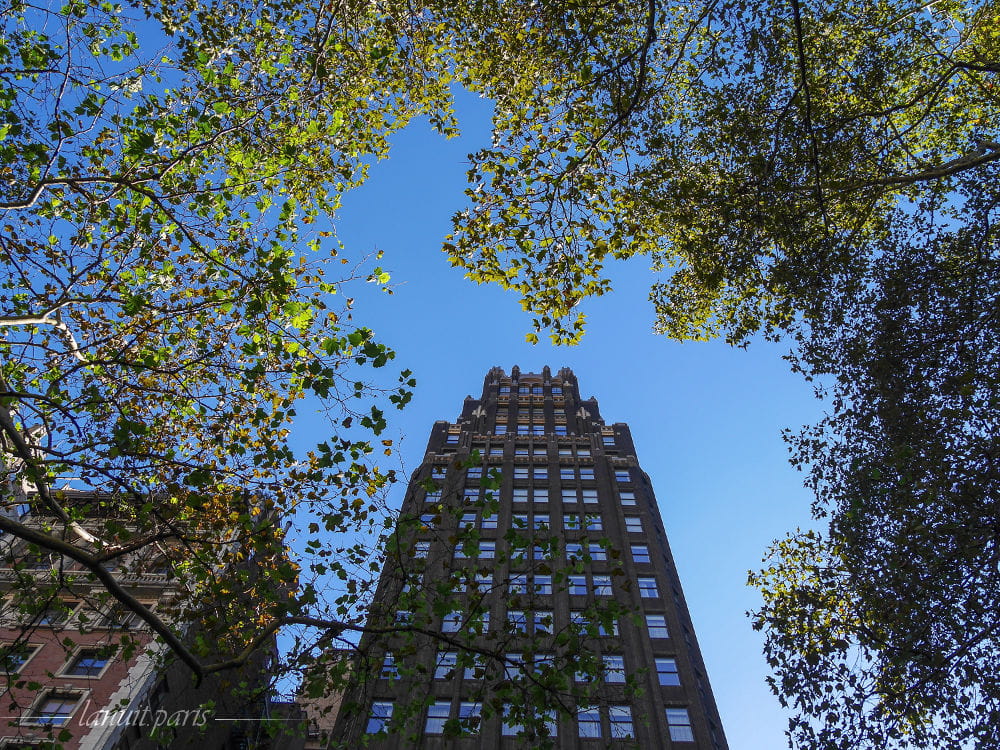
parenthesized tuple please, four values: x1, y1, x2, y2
(319, 90, 821, 750)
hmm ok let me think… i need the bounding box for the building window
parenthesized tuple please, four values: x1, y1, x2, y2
(532, 488, 548, 504)
(479, 541, 496, 559)
(620, 491, 636, 506)
(532, 468, 547, 480)
(656, 657, 681, 686)
(63, 648, 111, 677)
(638, 577, 659, 598)
(624, 516, 643, 533)
(425, 701, 450, 734)
(534, 575, 553, 595)
(561, 488, 577, 502)
(474, 574, 492, 593)
(565, 543, 583, 560)
(2, 644, 39, 674)
(647, 614, 669, 638)
(376, 652, 397, 680)
(365, 701, 394, 734)
(460, 512, 476, 529)
(512, 488, 529, 502)
(534, 610, 553, 634)
(588, 543, 607, 561)
(608, 705, 633, 739)
(615, 470, 630, 483)
(554, 426, 567, 435)
(24, 692, 81, 726)
(507, 610, 526, 633)
(552, 386, 562, 394)
(425, 490, 442, 502)
(414, 542, 430, 559)
(442, 613, 462, 632)
(514, 467, 528, 480)
(593, 575, 612, 596)
(603, 655, 626, 683)
(395, 610, 412, 625)
(467, 467, 483, 479)
(509, 575, 528, 595)
(579, 468, 595, 480)
(435, 651, 457, 679)
(577, 706, 602, 738)
(495, 424, 507, 434)
(581, 489, 598, 503)
(568, 575, 588, 596)
(512, 513, 529, 529)
(666, 708, 695, 741)
(458, 702, 481, 733)
(533, 513, 550, 530)
(464, 656, 486, 680)
(631, 544, 651, 564)
(603, 435, 616, 446)
(560, 468, 575, 480)
(446, 433, 459, 444)
(481, 513, 498, 530)
(504, 653, 524, 680)
(36, 601, 76, 627)
(583, 515, 602, 531)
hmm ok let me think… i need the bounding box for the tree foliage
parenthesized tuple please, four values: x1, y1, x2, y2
(434, 0, 999, 746)
(750, 188, 1000, 748)
(0, 0, 664, 742)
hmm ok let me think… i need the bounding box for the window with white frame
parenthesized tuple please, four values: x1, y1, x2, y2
(425, 702, 450, 734)
(631, 544, 651, 563)
(532, 488, 548, 504)
(624, 516, 643, 533)
(646, 614, 669, 638)
(24, 692, 81, 726)
(579, 468, 595, 480)
(588, 543, 607, 561)
(534, 575, 553, 595)
(666, 708, 695, 741)
(568, 575, 588, 596)
(593, 575, 612, 596)
(638, 577, 659, 598)
(582, 489, 598, 503)
(603, 655, 626, 683)
(656, 657, 681, 686)
(619, 491, 636, 505)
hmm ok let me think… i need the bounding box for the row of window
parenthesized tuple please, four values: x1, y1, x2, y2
(398, 608, 671, 639)
(415, 512, 645, 538)
(395, 649, 681, 686)
(0, 599, 143, 630)
(499, 384, 563, 395)
(3, 644, 111, 678)
(367, 702, 694, 741)
(454, 487, 639, 507)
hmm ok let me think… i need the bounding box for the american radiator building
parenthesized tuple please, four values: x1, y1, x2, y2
(333, 366, 728, 748)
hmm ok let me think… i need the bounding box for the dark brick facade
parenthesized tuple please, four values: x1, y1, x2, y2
(333, 367, 728, 748)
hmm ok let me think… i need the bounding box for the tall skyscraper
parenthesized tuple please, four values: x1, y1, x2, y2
(332, 367, 728, 748)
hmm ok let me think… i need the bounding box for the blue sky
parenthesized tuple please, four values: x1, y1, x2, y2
(325, 90, 821, 749)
